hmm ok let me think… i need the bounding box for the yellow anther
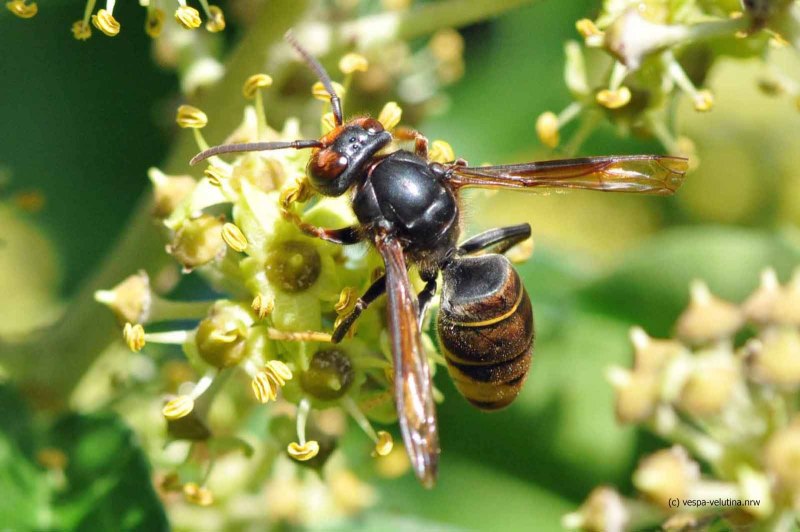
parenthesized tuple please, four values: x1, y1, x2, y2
(596, 86, 631, 109)
(91, 8, 120, 37)
(6, 0, 37, 18)
(174, 5, 201, 29)
(123, 322, 146, 352)
(203, 165, 228, 186)
(145, 8, 165, 38)
(335, 287, 359, 314)
(287, 441, 320, 461)
(266, 360, 293, 384)
(221, 222, 248, 253)
(575, 18, 603, 38)
(312, 81, 345, 102)
(251, 361, 292, 403)
(251, 294, 275, 319)
(377, 101, 402, 131)
(339, 53, 369, 75)
(182, 482, 214, 506)
(71, 20, 92, 40)
(242, 73, 273, 99)
(251, 371, 278, 403)
(429, 140, 455, 163)
(795, 96, 800, 112)
(536, 111, 559, 149)
(321, 112, 337, 134)
(204, 5, 225, 32)
(162, 395, 195, 420)
(176, 105, 208, 129)
(429, 28, 464, 63)
(373, 431, 394, 457)
(279, 179, 313, 208)
(693, 90, 714, 112)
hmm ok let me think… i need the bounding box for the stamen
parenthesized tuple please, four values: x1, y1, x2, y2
(123, 322, 146, 352)
(596, 87, 631, 109)
(535, 112, 559, 149)
(378, 101, 402, 130)
(176, 105, 208, 129)
(6, 0, 38, 19)
(182, 482, 214, 506)
(162, 395, 195, 420)
(321, 112, 337, 134)
(665, 52, 715, 112)
(203, 164, 230, 187)
(576, 18, 604, 47)
(251, 294, 275, 320)
(71, 0, 96, 40)
(199, 2, 224, 33)
(251, 360, 293, 403)
(143, 330, 192, 345)
(91, 1, 120, 37)
(287, 441, 319, 461)
(242, 74, 272, 139)
(175, 0, 201, 30)
(429, 140, 455, 163)
(335, 287, 359, 314)
(312, 81, 346, 103)
(536, 101, 583, 150)
(221, 222, 248, 253)
(287, 398, 319, 461)
(342, 396, 393, 456)
(339, 53, 369, 75)
(242, 74, 273, 99)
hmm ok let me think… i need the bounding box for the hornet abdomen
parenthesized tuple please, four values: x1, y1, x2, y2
(436, 254, 534, 410)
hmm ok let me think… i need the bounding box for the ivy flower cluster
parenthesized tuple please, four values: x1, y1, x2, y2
(5, 0, 225, 40)
(564, 268, 800, 531)
(95, 58, 451, 519)
(537, 0, 800, 156)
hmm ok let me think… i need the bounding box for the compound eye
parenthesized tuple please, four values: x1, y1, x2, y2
(310, 148, 348, 182)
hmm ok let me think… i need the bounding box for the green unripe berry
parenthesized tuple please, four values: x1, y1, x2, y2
(300, 348, 355, 400)
(265, 240, 321, 292)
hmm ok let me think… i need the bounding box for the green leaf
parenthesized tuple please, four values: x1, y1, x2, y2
(0, 387, 48, 530)
(0, 386, 168, 531)
(578, 227, 800, 336)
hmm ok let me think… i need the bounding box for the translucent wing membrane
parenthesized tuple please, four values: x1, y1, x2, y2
(450, 155, 688, 195)
(374, 233, 439, 488)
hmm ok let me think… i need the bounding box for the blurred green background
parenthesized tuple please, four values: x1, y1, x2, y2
(2, 0, 800, 530)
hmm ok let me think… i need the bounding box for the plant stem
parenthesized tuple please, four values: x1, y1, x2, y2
(1, 0, 535, 409)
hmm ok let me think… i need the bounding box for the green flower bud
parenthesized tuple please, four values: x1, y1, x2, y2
(633, 446, 699, 509)
(301, 348, 355, 400)
(167, 215, 225, 270)
(195, 306, 250, 369)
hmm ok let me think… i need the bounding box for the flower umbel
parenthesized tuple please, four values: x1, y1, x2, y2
(97, 57, 443, 524)
(540, 1, 800, 156)
(565, 268, 800, 531)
